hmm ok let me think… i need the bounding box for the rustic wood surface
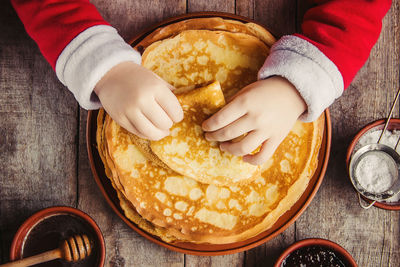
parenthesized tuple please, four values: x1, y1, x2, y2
(1, 0, 399, 266)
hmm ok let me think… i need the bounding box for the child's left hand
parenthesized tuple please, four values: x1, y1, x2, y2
(202, 76, 307, 165)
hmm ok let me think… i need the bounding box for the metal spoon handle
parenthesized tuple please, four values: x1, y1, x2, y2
(378, 86, 400, 143)
(394, 135, 400, 151)
(357, 193, 376, 209)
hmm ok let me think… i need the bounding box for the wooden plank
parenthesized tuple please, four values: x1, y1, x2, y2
(244, 226, 295, 267)
(185, 253, 244, 267)
(236, 0, 254, 19)
(235, 1, 297, 265)
(188, 0, 235, 13)
(0, 1, 78, 264)
(184, 1, 245, 265)
(295, 1, 400, 266)
(252, 0, 297, 38)
(76, 1, 186, 266)
(94, 0, 186, 41)
(77, 110, 184, 267)
(295, 0, 309, 31)
(2, 0, 398, 266)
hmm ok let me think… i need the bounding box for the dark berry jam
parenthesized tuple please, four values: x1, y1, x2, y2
(281, 245, 349, 267)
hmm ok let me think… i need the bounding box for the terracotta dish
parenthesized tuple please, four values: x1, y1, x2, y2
(346, 119, 400, 210)
(86, 12, 332, 255)
(274, 238, 357, 267)
(10, 206, 105, 266)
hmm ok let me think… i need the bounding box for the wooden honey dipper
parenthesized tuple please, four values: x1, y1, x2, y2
(1, 234, 92, 267)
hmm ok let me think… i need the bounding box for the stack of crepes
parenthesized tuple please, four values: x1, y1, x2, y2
(96, 18, 324, 244)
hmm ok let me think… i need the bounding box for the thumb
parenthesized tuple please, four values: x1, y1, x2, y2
(243, 138, 279, 165)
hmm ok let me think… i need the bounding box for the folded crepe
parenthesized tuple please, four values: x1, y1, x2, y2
(132, 81, 261, 186)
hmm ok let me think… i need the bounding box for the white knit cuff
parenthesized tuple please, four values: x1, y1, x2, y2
(258, 35, 344, 122)
(55, 25, 142, 110)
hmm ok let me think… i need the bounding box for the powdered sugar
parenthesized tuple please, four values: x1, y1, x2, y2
(355, 130, 400, 153)
(354, 129, 400, 203)
(355, 151, 397, 193)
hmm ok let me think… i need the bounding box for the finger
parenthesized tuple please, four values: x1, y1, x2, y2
(202, 100, 247, 132)
(205, 114, 253, 142)
(225, 82, 254, 103)
(119, 116, 148, 139)
(156, 91, 184, 123)
(142, 101, 173, 130)
(127, 112, 169, 140)
(165, 83, 176, 92)
(219, 131, 265, 156)
(243, 138, 279, 165)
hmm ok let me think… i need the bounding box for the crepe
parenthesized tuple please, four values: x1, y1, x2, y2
(134, 28, 271, 185)
(138, 17, 276, 50)
(98, 109, 324, 244)
(97, 109, 179, 242)
(142, 29, 270, 99)
(95, 18, 325, 244)
(131, 81, 261, 186)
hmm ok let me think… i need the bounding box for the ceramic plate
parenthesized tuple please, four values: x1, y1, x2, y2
(86, 12, 332, 255)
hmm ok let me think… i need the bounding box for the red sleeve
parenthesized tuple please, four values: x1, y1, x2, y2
(11, 0, 109, 69)
(295, 0, 392, 89)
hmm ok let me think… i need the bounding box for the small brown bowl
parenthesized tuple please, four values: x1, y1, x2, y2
(10, 206, 105, 266)
(346, 119, 400, 210)
(274, 238, 357, 267)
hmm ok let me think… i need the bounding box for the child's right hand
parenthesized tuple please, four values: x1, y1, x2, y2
(94, 61, 183, 140)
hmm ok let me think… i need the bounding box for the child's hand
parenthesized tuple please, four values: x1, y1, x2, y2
(202, 76, 306, 165)
(94, 62, 183, 140)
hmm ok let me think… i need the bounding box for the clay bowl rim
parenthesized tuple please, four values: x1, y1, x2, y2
(86, 11, 332, 255)
(346, 118, 400, 210)
(9, 206, 106, 266)
(273, 238, 357, 267)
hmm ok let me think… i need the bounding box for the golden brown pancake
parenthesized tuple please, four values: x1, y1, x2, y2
(142, 29, 269, 99)
(99, 110, 324, 244)
(138, 17, 276, 50)
(97, 111, 179, 242)
(135, 27, 271, 185)
(95, 18, 324, 244)
(129, 134, 169, 169)
(150, 81, 261, 186)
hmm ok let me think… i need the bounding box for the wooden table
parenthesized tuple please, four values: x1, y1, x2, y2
(1, 1, 399, 266)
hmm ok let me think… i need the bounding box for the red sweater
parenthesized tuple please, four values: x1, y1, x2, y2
(11, 0, 392, 119)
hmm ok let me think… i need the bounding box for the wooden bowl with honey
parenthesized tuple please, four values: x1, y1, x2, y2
(10, 206, 105, 267)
